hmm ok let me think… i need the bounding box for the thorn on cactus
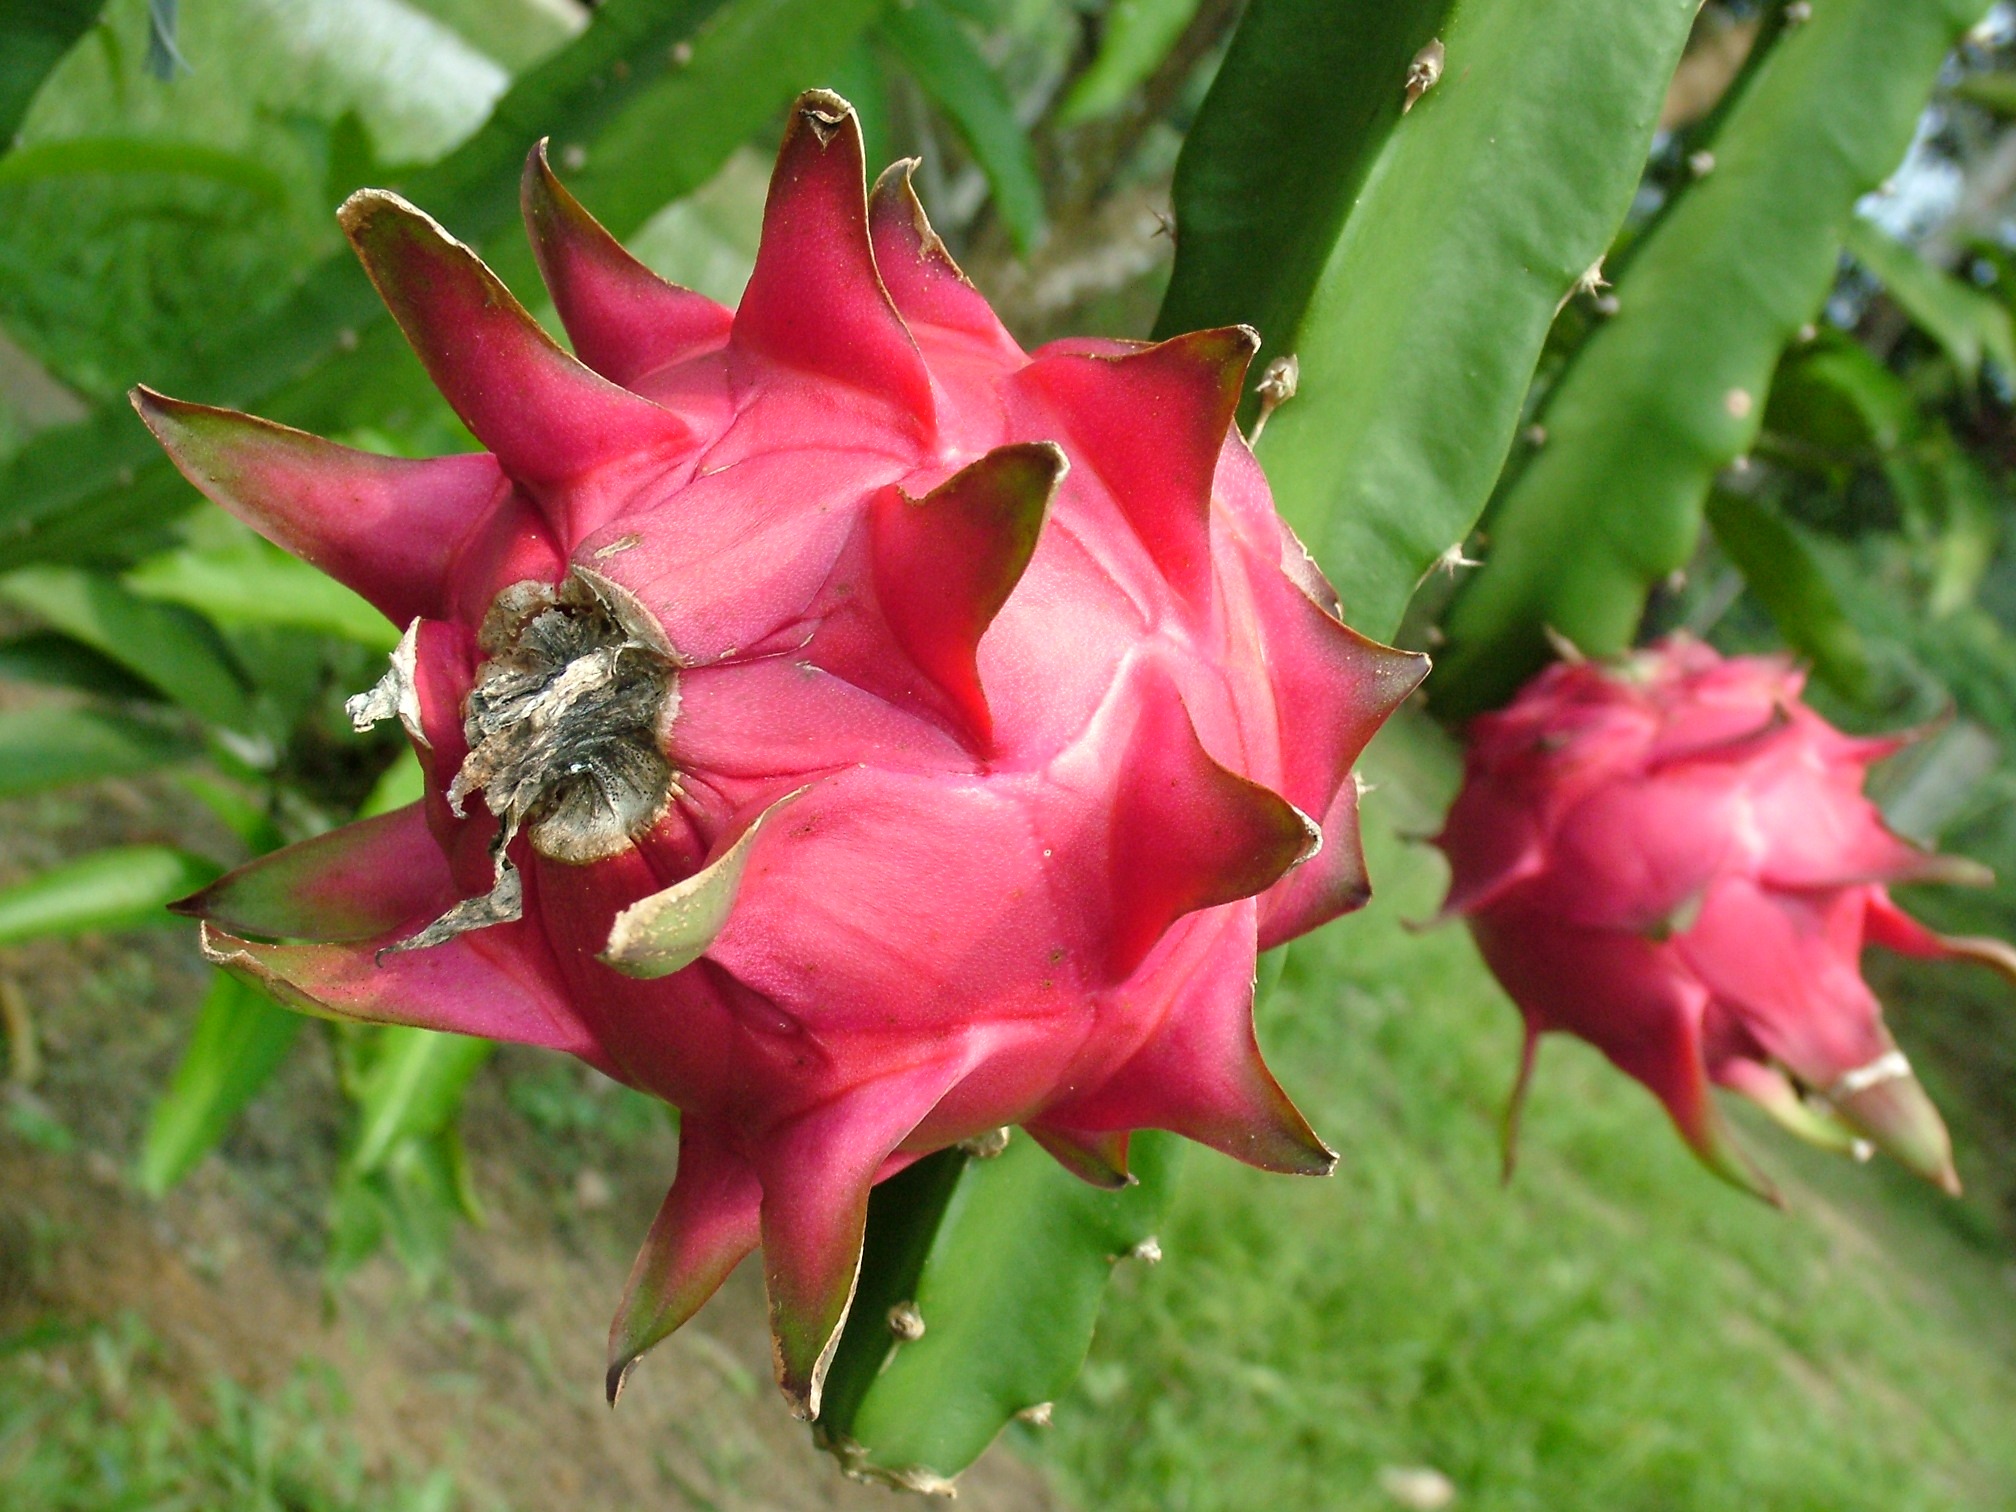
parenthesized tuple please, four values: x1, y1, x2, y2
(1403, 40, 1445, 113)
(1115, 1235, 1163, 1265)
(1248, 353, 1299, 443)
(1415, 540, 1482, 590)
(1554, 257, 1611, 316)
(1540, 625, 1587, 664)
(887, 1301, 926, 1341)
(956, 1126, 1012, 1158)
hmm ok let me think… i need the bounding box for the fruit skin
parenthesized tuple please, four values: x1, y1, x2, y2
(136, 91, 1426, 1418)
(1437, 635, 2014, 1200)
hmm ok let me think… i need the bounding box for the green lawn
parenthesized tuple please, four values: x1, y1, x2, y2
(0, 1316, 457, 1512)
(1044, 719, 2016, 1511)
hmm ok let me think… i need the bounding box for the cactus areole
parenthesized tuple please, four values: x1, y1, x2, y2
(1437, 637, 2016, 1201)
(138, 92, 1425, 1418)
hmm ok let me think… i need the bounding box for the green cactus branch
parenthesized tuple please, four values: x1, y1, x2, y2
(820, 1134, 1180, 1489)
(1434, 0, 1991, 719)
(1151, 0, 1454, 379)
(1254, 0, 1697, 643)
(0, 0, 109, 149)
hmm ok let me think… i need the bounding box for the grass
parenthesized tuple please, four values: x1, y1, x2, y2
(0, 1313, 460, 1512)
(1042, 720, 2016, 1511)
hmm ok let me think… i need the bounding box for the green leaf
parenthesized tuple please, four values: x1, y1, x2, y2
(1756, 335, 2006, 619)
(1436, 0, 1987, 716)
(0, 565, 254, 729)
(0, 629, 161, 701)
(876, 0, 1046, 254)
(125, 539, 399, 651)
(547, 0, 888, 251)
(357, 747, 427, 820)
(615, 144, 769, 303)
(403, 0, 589, 72)
(1054, 0, 1203, 125)
(1765, 337, 1920, 460)
(173, 771, 286, 854)
(0, 0, 882, 566)
(5, 1096, 76, 1153)
(1159, 0, 1696, 640)
(135, 970, 302, 1196)
(1845, 216, 2016, 381)
(0, 844, 219, 946)
(1888, 435, 2004, 618)
(1811, 531, 2016, 749)
(327, 1126, 479, 1281)
(1705, 490, 1872, 699)
(326, 1026, 495, 1277)
(818, 1132, 1179, 1488)
(0, 0, 107, 147)
(1952, 68, 2016, 116)
(0, 135, 292, 204)
(0, 706, 197, 798)
(346, 1026, 495, 1177)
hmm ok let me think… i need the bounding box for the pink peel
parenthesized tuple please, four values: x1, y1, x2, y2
(1017, 327, 1258, 611)
(132, 387, 507, 628)
(607, 1120, 762, 1405)
(522, 140, 734, 388)
(339, 188, 692, 491)
(170, 802, 453, 944)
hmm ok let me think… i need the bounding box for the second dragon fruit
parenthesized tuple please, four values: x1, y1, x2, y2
(1438, 637, 2013, 1200)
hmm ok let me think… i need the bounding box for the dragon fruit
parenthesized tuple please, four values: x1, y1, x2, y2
(136, 91, 1426, 1417)
(1437, 636, 2013, 1200)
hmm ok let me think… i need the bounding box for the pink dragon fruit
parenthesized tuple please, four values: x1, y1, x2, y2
(136, 92, 1426, 1416)
(1437, 635, 2013, 1200)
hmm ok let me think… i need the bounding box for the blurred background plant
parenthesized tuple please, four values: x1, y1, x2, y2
(3, 0, 2016, 1507)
